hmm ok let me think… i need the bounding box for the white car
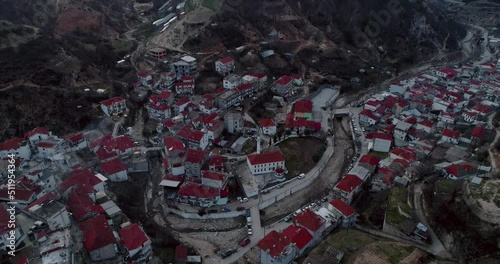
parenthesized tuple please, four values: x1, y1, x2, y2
(247, 228, 252, 235)
(240, 197, 249, 203)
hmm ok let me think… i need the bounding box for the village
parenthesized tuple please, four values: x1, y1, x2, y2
(1, 2, 500, 264)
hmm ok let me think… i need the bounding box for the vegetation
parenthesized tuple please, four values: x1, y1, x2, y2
(278, 137, 326, 179)
(368, 151, 389, 160)
(374, 243, 415, 264)
(202, 0, 223, 12)
(385, 186, 411, 227)
(436, 179, 458, 194)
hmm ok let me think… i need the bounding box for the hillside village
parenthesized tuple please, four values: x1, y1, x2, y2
(1, 2, 500, 263)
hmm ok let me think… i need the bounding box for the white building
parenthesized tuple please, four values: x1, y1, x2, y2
(25, 193, 71, 231)
(119, 223, 153, 263)
(100, 158, 128, 182)
(223, 74, 242, 89)
(215, 56, 235, 76)
(259, 119, 277, 136)
(100, 97, 127, 116)
(246, 151, 285, 175)
(224, 112, 243, 134)
(0, 138, 31, 160)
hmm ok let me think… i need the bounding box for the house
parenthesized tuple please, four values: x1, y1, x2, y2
(24, 127, 50, 147)
(256, 230, 296, 264)
(101, 136, 135, 156)
(0, 138, 31, 160)
(247, 151, 286, 175)
(281, 225, 314, 256)
(223, 74, 242, 89)
(436, 68, 459, 79)
(364, 99, 380, 111)
(372, 133, 393, 152)
(207, 120, 224, 141)
(100, 158, 128, 182)
(79, 215, 117, 261)
(201, 171, 227, 189)
(171, 55, 197, 80)
(147, 96, 171, 121)
(58, 168, 106, 194)
(173, 98, 191, 115)
(148, 47, 166, 61)
(440, 129, 461, 144)
(24, 193, 71, 230)
(0, 203, 27, 252)
(159, 72, 176, 90)
(177, 127, 209, 150)
(462, 111, 478, 123)
(438, 111, 457, 124)
(67, 192, 101, 222)
(216, 89, 241, 108)
(358, 154, 380, 173)
(100, 97, 127, 116)
(390, 148, 417, 162)
(184, 149, 208, 178)
(371, 167, 396, 191)
(215, 56, 235, 76)
(224, 112, 243, 134)
(236, 83, 255, 99)
(394, 120, 413, 141)
(359, 109, 378, 125)
(119, 223, 152, 263)
(332, 175, 363, 204)
(64, 133, 88, 151)
(273, 75, 294, 95)
(471, 126, 485, 145)
(35, 137, 65, 159)
(328, 199, 359, 227)
(347, 165, 371, 182)
(471, 104, 493, 116)
(208, 155, 224, 172)
(443, 163, 477, 180)
(389, 82, 407, 95)
(175, 76, 195, 95)
(0, 183, 37, 209)
(199, 100, 217, 114)
(259, 119, 277, 136)
(415, 120, 435, 133)
(292, 209, 327, 241)
(137, 72, 152, 86)
(294, 100, 313, 120)
(177, 182, 228, 207)
(244, 72, 268, 90)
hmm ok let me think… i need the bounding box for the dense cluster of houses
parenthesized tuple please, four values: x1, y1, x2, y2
(0, 127, 152, 263)
(256, 199, 358, 264)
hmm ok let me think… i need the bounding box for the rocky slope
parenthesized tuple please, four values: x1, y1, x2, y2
(185, 0, 465, 82)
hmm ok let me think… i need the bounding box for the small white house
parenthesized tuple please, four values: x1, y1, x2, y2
(259, 119, 277, 136)
(100, 97, 127, 116)
(215, 56, 235, 76)
(100, 158, 128, 182)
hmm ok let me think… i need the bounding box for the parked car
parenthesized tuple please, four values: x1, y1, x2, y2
(236, 207, 245, 211)
(240, 197, 249, 203)
(321, 196, 328, 202)
(284, 215, 293, 222)
(221, 207, 231, 212)
(240, 238, 251, 247)
(297, 173, 306, 179)
(247, 228, 253, 235)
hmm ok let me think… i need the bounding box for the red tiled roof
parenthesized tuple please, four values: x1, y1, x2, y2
(100, 158, 128, 175)
(24, 192, 57, 212)
(250, 72, 266, 79)
(119, 223, 148, 251)
(96, 148, 118, 161)
(208, 155, 224, 166)
(472, 104, 492, 114)
(0, 188, 35, 202)
(259, 118, 275, 127)
(256, 230, 291, 258)
(68, 192, 101, 222)
(175, 244, 188, 260)
(90, 134, 112, 149)
(438, 68, 459, 78)
(202, 170, 225, 181)
(471, 126, 485, 139)
(293, 209, 325, 233)
(64, 133, 84, 143)
(247, 151, 285, 165)
(281, 225, 313, 250)
(393, 158, 410, 168)
(445, 163, 476, 178)
(275, 75, 293, 85)
(335, 175, 363, 193)
(294, 100, 313, 113)
(36, 141, 56, 148)
(0, 138, 26, 151)
(236, 83, 253, 92)
(218, 56, 234, 64)
(359, 154, 380, 167)
(163, 119, 176, 128)
(102, 136, 135, 153)
(101, 96, 125, 107)
(158, 91, 173, 100)
(373, 132, 392, 141)
(329, 199, 356, 217)
(185, 149, 208, 164)
(177, 182, 221, 198)
(24, 127, 50, 138)
(79, 214, 116, 251)
(417, 120, 434, 128)
(59, 169, 103, 192)
(164, 136, 185, 151)
(391, 148, 416, 162)
(137, 72, 149, 78)
(441, 128, 461, 139)
(174, 97, 190, 107)
(15, 257, 29, 264)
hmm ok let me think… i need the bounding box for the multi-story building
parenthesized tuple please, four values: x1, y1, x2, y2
(0, 138, 31, 160)
(177, 182, 228, 207)
(184, 149, 208, 178)
(24, 193, 71, 230)
(332, 175, 363, 204)
(216, 89, 241, 109)
(273, 75, 293, 95)
(215, 56, 235, 76)
(246, 151, 285, 175)
(79, 215, 117, 261)
(175, 76, 195, 95)
(119, 223, 153, 263)
(100, 97, 127, 116)
(223, 74, 242, 89)
(170, 56, 198, 80)
(259, 119, 277, 136)
(148, 47, 167, 61)
(256, 230, 296, 264)
(224, 112, 243, 134)
(146, 97, 172, 121)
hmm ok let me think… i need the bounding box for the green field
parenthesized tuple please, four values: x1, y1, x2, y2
(374, 243, 415, 264)
(278, 137, 326, 179)
(386, 186, 412, 227)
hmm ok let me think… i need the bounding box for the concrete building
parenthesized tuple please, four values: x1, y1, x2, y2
(223, 74, 242, 89)
(170, 56, 198, 80)
(247, 151, 286, 175)
(224, 112, 243, 134)
(215, 57, 235, 76)
(100, 97, 127, 116)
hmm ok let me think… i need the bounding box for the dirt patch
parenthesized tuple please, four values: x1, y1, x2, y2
(278, 137, 326, 178)
(55, 9, 118, 38)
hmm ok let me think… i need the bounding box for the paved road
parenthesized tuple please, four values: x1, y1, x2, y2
(414, 183, 453, 258)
